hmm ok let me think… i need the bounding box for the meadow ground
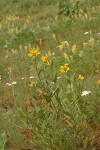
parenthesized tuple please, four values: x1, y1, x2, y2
(0, 0, 100, 149)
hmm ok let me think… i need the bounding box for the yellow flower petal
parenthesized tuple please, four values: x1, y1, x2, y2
(97, 80, 100, 85)
(60, 64, 70, 73)
(42, 55, 50, 65)
(28, 48, 40, 58)
(29, 81, 35, 87)
(78, 74, 85, 80)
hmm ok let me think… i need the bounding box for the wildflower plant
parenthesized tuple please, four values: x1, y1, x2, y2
(0, 1, 100, 149)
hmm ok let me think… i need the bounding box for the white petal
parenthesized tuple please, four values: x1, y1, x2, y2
(84, 32, 89, 35)
(6, 83, 9, 85)
(81, 91, 91, 96)
(57, 77, 61, 80)
(12, 81, 17, 85)
(8, 84, 12, 86)
(29, 76, 34, 79)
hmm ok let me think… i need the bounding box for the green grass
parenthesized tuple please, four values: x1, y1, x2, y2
(0, 0, 100, 149)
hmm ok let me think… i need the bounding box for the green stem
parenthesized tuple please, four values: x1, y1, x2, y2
(34, 58, 42, 84)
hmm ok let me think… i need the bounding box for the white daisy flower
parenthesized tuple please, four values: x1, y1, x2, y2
(29, 76, 34, 79)
(8, 83, 12, 86)
(84, 32, 89, 35)
(81, 91, 91, 96)
(6, 83, 9, 85)
(12, 81, 17, 85)
(57, 77, 61, 80)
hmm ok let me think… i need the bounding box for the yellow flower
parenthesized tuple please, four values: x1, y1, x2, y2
(48, 51, 51, 56)
(57, 44, 64, 50)
(79, 51, 84, 57)
(84, 13, 88, 20)
(28, 80, 35, 87)
(83, 42, 88, 48)
(52, 52, 55, 55)
(52, 34, 57, 41)
(28, 48, 40, 58)
(27, 15, 31, 23)
(28, 43, 32, 49)
(88, 37, 95, 45)
(89, 30, 92, 35)
(60, 64, 70, 73)
(42, 55, 50, 65)
(58, 41, 69, 50)
(72, 45, 77, 53)
(94, 70, 99, 73)
(55, 15, 58, 21)
(64, 52, 68, 59)
(78, 74, 85, 80)
(69, 56, 73, 61)
(97, 80, 100, 86)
